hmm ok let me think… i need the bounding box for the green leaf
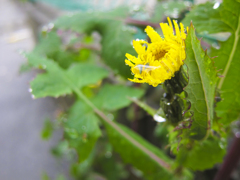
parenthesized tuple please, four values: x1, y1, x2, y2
(41, 118, 54, 140)
(26, 53, 108, 98)
(103, 121, 192, 180)
(93, 84, 144, 111)
(73, 85, 193, 179)
(176, 137, 226, 171)
(182, 2, 231, 34)
(65, 101, 101, 162)
(33, 32, 76, 69)
(183, 0, 240, 125)
(184, 24, 218, 140)
(54, 7, 136, 78)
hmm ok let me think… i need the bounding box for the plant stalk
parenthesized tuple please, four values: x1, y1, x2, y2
(214, 135, 240, 180)
(73, 87, 172, 171)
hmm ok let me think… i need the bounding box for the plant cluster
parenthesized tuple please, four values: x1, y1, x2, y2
(23, 0, 240, 179)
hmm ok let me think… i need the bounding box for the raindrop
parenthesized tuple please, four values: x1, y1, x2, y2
(153, 114, 166, 122)
(65, 128, 78, 139)
(28, 88, 32, 93)
(166, 102, 171, 105)
(107, 114, 114, 121)
(132, 5, 140, 11)
(213, 2, 220, 9)
(236, 132, 240, 138)
(212, 43, 220, 50)
(31, 94, 35, 99)
(48, 23, 54, 30)
(105, 151, 112, 158)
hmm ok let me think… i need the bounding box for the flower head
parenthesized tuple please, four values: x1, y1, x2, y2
(125, 17, 188, 87)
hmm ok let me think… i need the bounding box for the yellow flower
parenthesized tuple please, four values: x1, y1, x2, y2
(125, 17, 188, 87)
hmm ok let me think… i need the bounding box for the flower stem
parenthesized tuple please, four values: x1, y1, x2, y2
(214, 135, 240, 180)
(125, 18, 160, 28)
(73, 87, 172, 171)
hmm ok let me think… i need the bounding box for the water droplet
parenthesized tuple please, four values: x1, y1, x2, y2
(28, 88, 32, 93)
(236, 132, 240, 138)
(153, 114, 166, 123)
(48, 23, 54, 30)
(132, 5, 140, 11)
(65, 128, 78, 139)
(212, 43, 220, 50)
(31, 94, 35, 99)
(213, 2, 220, 9)
(107, 114, 114, 121)
(166, 102, 171, 105)
(105, 151, 112, 158)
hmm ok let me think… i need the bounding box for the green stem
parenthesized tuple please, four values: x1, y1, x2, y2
(128, 96, 158, 117)
(73, 87, 172, 171)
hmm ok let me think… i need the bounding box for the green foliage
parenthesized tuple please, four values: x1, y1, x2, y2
(184, 24, 218, 140)
(65, 101, 101, 162)
(104, 121, 176, 180)
(54, 7, 137, 78)
(93, 84, 144, 111)
(25, 1, 240, 179)
(182, 0, 240, 125)
(151, 1, 190, 23)
(26, 53, 108, 98)
(41, 118, 54, 140)
(176, 137, 226, 171)
(33, 32, 77, 69)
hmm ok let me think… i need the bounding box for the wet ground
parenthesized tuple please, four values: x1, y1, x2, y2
(0, 0, 63, 179)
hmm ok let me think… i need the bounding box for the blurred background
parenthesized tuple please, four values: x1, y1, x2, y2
(0, 0, 217, 180)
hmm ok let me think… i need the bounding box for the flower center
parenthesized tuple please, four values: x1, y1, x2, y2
(148, 42, 170, 61)
(153, 50, 168, 60)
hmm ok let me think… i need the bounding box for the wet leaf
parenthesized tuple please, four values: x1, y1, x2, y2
(184, 24, 218, 140)
(26, 53, 108, 98)
(176, 137, 226, 171)
(93, 84, 144, 111)
(103, 121, 193, 180)
(55, 7, 136, 78)
(182, 0, 240, 125)
(65, 101, 101, 162)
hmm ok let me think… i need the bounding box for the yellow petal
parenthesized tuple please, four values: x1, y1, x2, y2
(125, 59, 134, 67)
(133, 40, 145, 55)
(173, 20, 180, 39)
(145, 26, 162, 42)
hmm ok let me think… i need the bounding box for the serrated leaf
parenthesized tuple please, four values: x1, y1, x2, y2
(176, 137, 226, 171)
(182, 0, 240, 125)
(54, 7, 136, 78)
(26, 53, 108, 98)
(65, 101, 101, 162)
(33, 32, 76, 69)
(184, 24, 218, 140)
(93, 84, 144, 111)
(182, 2, 230, 34)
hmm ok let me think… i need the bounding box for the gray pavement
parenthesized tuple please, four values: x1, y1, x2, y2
(0, 0, 63, 179)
